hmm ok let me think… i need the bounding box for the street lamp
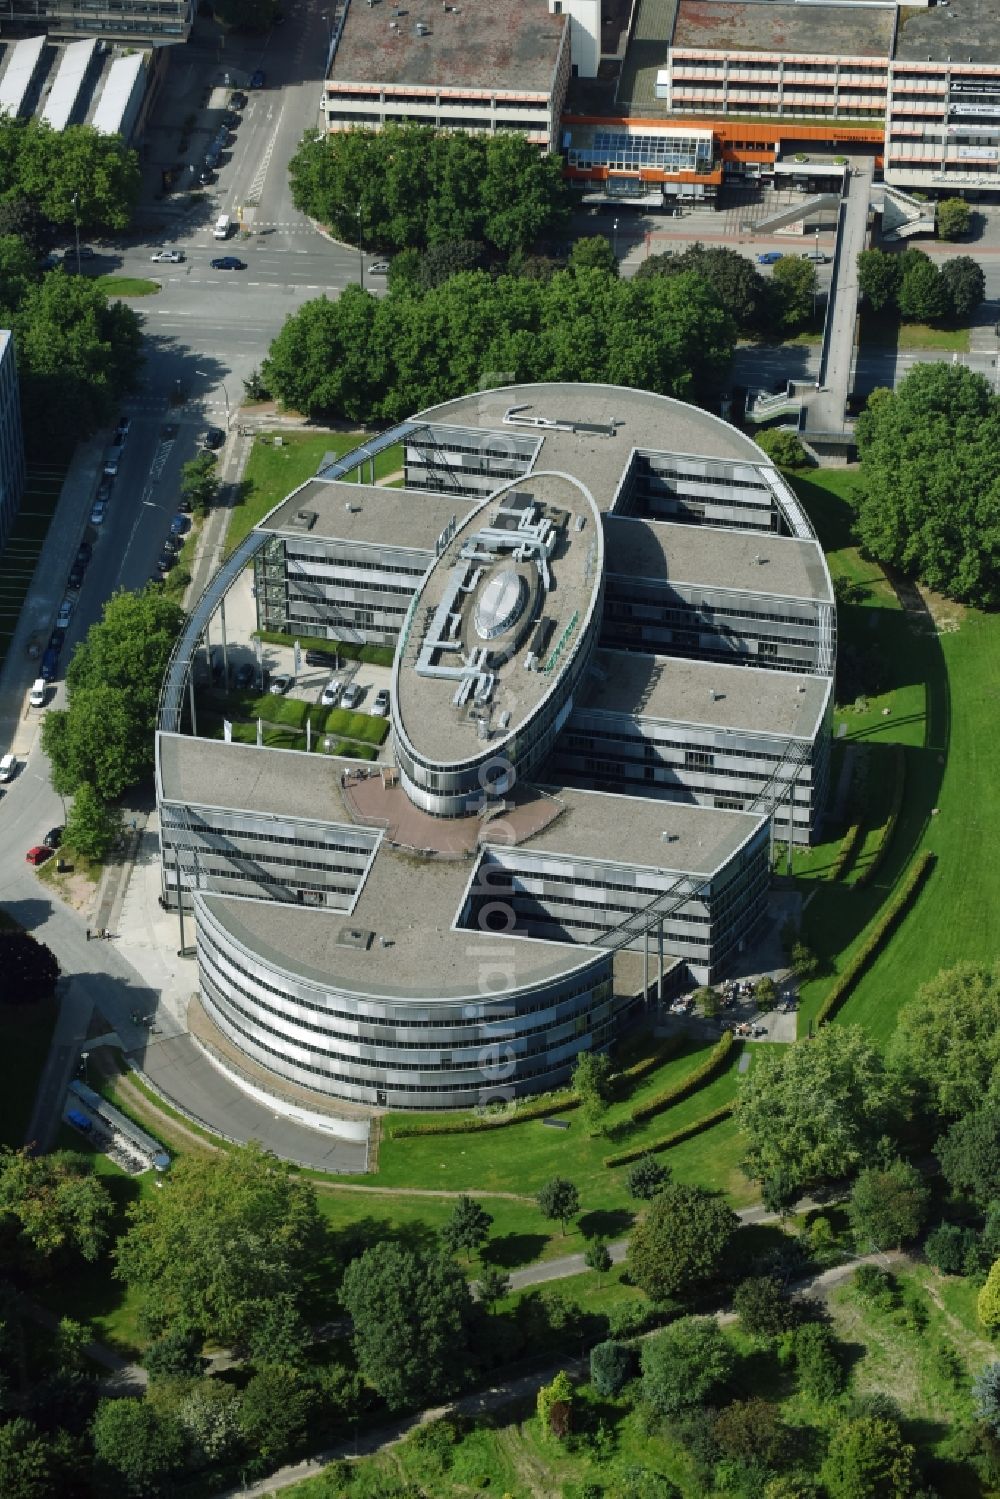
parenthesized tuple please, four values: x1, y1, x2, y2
(70, 193, 81, 277)
(80, 1051, 89, 1082)
(356, 207, 364, 288)
(612, 216, 619, 263)
(195, 369, 231, 429)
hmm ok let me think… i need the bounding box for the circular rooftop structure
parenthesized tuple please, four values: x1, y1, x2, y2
(391, 472, 605, 817)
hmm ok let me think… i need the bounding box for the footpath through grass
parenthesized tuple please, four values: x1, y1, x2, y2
(225, 430, 403, 556)
(786, 468, 998, 1044)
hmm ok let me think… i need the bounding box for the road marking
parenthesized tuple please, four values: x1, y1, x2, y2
(245, 110, 282, 207)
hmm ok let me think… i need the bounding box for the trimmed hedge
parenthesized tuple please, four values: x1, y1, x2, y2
(630, 1032, 736, 1125)
(324, 707, 390, 745)
(390, 1087, 581, 1138)
(605, 1103, 735, 1168)
(855, 744, 906, 889)
(830, 822, 861, 882)
(815, 849, 935, 1026)
(257, 629, 395, 668)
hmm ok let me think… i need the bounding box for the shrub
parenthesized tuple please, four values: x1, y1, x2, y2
(630, 1034, 735, 1125)
(613, 1036, 682, 1089)
(853, 1264, 897, 1309)
(607, 1297, 666, 1340)
(830, 821, 861, 881)
(793, 1321, 844, 1400)
(732, 1276, 794, 1340)
(392, 1087, 580, 1138)
(815, 851, 935, 1025)
(925, 1221, 979, 1277)
(590, 1340, 635, 1397)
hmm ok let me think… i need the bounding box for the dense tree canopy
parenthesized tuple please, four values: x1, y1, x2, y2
(889, 960, 1000, 1116)
(289, 125, 569, 254)
(937, 1107, 1000, 1205)
(113, 1142, 326, 1345)
(340, 1241, 476, 1409)
(63, 781, 122, 861)
(820, 1415, 919, 1498)
(262, 268, 735, 424)
(734, 1024, 897, 1190)
(42, 589, 184, 801)
(0, 119, 140, 231)
(0, 1149, 112, 1267)
(847, 1158, 930, 1252)
(640, 1317, 735, 1416)
(853, 366, 1000, 606)
(627, 1183, 738, 1301)
(941, 256, 986, 321)
(635, 244, 771, 333)
(4, 270, 142, 456)
(858, 245, 982, 326)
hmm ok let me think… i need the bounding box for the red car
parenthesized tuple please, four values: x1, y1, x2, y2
(25, 845, 54, 866)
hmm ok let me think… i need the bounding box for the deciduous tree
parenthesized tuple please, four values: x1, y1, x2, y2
(627, 1183, 738, 1301)
(91, 1398, 186, 1495)
(857, 248, 903, 314)
(732, 1276, 794, 1340)
(237, 1365, 314, 1463)
(848, 1157, 930, 1251)
(179, 451, 218, 516)
(936, 197, 971, 241)
(584, 1237, 613, 1284)
(734, 1024, 896, 1190)
(625, 1154, 671, 1201)
(537, 1177, 580, 1236)
(889, 960, 1000, 1116)
(820, 1415, 919, 1498)
(340, 1242, 475, 1409)
(941, 254, 985, 321)
(937, 1106, 1000, 1204)
(63, 781, 122, 861)
(640, 1316, 735, 1416)
(440, 1195, 493, 1262)
(0, 1149, 112, 1266)
(113, 1142, 325, 1345)
(770, 255, 817, 331)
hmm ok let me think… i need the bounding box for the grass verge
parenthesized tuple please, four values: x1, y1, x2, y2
(225, 432, 401, 557)
(95, 276, 161, 297)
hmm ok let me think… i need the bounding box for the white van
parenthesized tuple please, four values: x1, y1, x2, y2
(0, 752, 16, 783)
(213, 214, 231, 240)
(29, 678, 47, 708)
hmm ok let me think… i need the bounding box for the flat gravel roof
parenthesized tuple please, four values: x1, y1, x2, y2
(603, 515, 832, 603)
(895, 0, 1000, 64)
(201, 850, 596, 1001)
(158, 734, 356, 824)
(672, 0, 894, 58)
(527, 784, 766, 875)
(330, 0, 566, 94)
(260, 479, 475, 555)
(415, 384, 768, 511)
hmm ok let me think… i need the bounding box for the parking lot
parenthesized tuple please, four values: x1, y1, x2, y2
(196, 567, 394, 756)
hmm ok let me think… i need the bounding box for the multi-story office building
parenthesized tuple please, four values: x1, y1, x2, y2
(0, 0, 192, 46)
(156, 384, 834, 1111)
(0, 331, 26, 558)
(321, 0, 570, 148)
(591, 0, 1000, 198)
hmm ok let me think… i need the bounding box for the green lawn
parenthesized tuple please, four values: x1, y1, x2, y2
(225, 431, 403, 556)
(344, 1039, 759, 1216)
(861, 314, 970, 353)
(783, 468, 997, 1044)
(95, 276, 161, 297)
(0, 996, 57, 1148)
